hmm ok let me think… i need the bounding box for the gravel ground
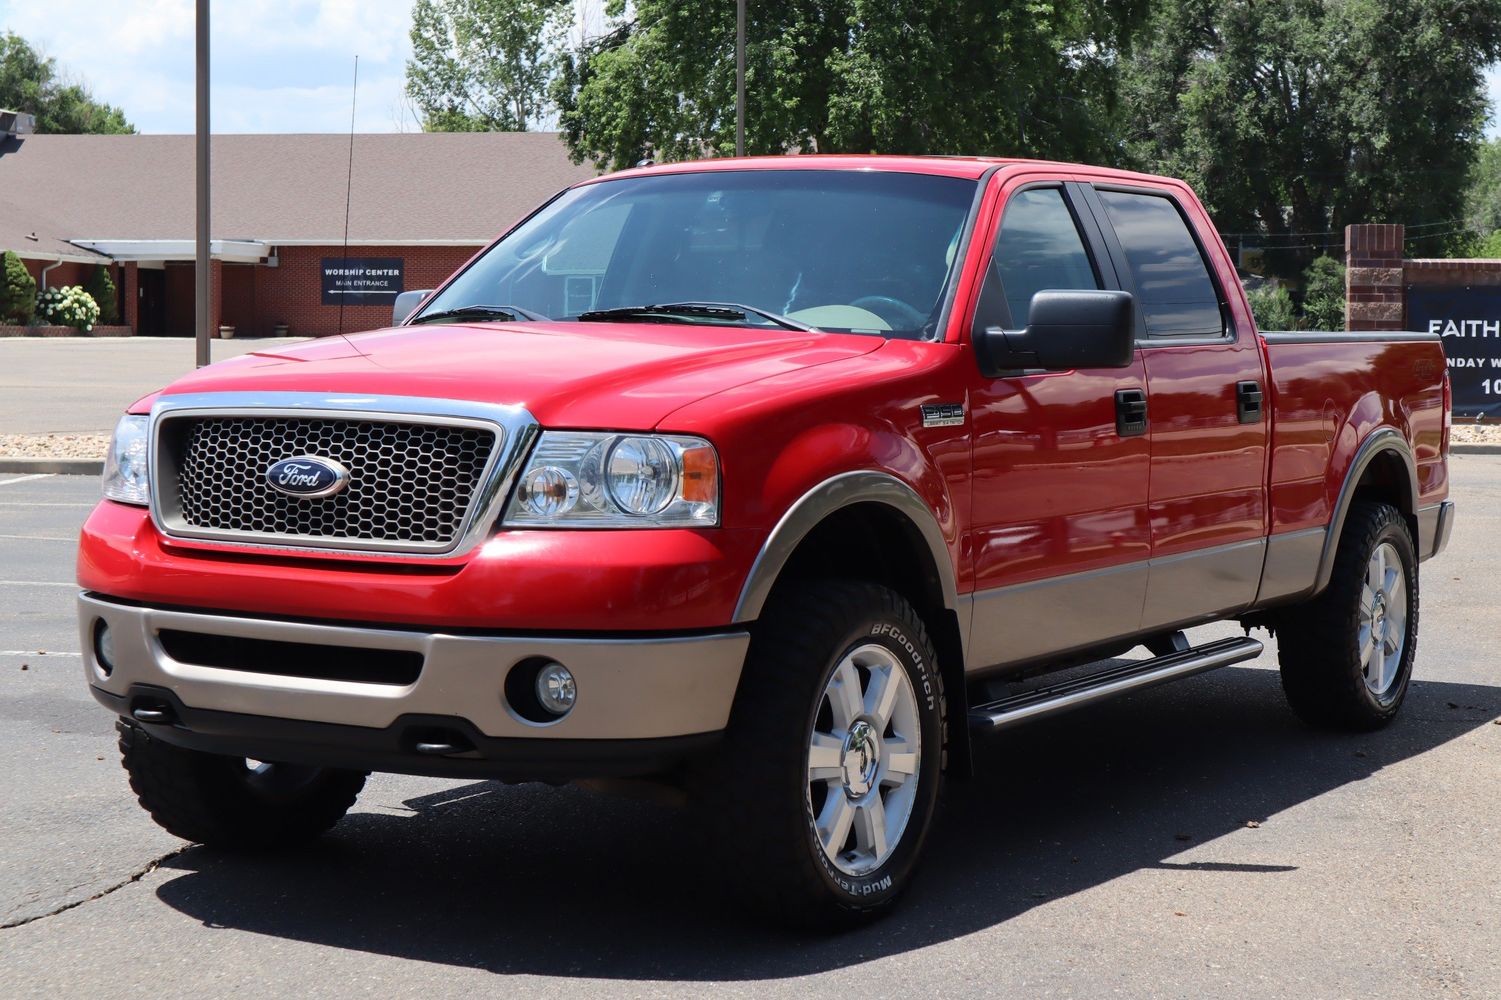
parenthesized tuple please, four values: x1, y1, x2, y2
(0, 433, 112, 459)
(1449, 422, 1501, 443)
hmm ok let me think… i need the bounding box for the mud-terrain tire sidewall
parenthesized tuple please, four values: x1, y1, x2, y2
(802, 608, 944, 908)
(1279, 501, 1419, 730)
(120, 723, 367, 849)
(715, 580, 946, 923)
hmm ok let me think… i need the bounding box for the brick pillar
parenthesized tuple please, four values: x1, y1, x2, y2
(1344, 224, 1405, 331)
(122, 262, 139, 333)
(209, 257, 223, 334)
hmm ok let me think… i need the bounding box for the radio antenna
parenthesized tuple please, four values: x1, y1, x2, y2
(337, 54, 359, 338)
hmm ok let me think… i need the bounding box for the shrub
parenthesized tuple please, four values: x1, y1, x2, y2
(1300, 255, 1347, 331)
(35, 285, 101, 332)
(85, 265, 118, 324)
(1, 250, 37, 325)
(1247, 282, 1296, 331)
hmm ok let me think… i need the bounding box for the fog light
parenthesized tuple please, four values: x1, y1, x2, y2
(93, 620, 115, 676)
(535, 661, 577, 716)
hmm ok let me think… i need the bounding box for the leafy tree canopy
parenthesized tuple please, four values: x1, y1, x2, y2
(1121, 0, 1501, 268)
(406, 0, 572, 131)
(0, 33, 133, 134)
(1465, 137, 1501, 240)
(553, 0, 1148, 171)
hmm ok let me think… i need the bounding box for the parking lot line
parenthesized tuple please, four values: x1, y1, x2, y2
(0, 650, 80, 657)
(0, 474, 56, 487)
(0, 581, 77, 587)
(0, 533, 75, 542)
(0, 502, 96, 507)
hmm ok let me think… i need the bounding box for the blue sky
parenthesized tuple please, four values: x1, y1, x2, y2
(1, 1, 1498, 138)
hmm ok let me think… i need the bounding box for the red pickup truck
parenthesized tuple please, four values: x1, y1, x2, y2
(79, 156, 1453, 924)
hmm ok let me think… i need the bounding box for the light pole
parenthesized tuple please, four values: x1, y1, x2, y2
(735, 0, 745, 157)
(194, 0, 210, 367)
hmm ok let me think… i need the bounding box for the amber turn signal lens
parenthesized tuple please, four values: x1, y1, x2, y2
(679, 444, 718, 504)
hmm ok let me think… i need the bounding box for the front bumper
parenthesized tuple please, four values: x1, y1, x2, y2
(80, 593, 748, 780)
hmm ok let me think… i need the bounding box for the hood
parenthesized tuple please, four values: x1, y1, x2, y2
(158, 321, 884, 429)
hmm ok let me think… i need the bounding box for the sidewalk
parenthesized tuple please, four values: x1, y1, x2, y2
(0, 337, 306, 472)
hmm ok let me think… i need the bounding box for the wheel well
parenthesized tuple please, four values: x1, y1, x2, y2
(1350, 448, 1417, 538)
(769, 502, 973, 775)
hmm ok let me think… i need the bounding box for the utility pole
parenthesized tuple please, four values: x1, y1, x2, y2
(735, 0, 745, 157)
(194, 0, 210, 367)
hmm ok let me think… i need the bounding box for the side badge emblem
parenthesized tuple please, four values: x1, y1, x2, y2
(920, 403, 965, 428)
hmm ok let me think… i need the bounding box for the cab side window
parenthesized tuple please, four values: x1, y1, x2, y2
(974, 187, 1101, 333)
(1096, 190, 1224, 339)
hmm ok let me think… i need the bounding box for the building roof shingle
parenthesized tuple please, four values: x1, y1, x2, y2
(0, 132, 596, 257)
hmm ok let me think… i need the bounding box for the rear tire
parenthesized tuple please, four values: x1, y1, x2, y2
(1276, 501, 1418, 731)
(704, 580, 945, 926)
(120, 722, 367, 849)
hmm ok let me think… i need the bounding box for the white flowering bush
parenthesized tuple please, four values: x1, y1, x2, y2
(35, 285, 101, 332)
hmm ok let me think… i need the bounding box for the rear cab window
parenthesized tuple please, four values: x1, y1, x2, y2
(1094, 189, 1226, 340)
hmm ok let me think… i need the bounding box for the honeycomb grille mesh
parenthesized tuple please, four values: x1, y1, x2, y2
(173, 417, 497, 547)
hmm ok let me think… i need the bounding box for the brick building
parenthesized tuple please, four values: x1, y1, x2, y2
(0, 129, 594, 337)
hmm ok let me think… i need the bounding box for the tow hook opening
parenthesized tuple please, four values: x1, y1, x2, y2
(129, 700, 176, 725)
(405, 727, 476, 757)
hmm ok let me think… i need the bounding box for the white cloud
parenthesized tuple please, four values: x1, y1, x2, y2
(0, 0, 413, 133)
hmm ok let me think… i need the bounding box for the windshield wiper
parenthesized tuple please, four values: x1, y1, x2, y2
(409, 304, 550, 325)
(576, 301, 819, 333)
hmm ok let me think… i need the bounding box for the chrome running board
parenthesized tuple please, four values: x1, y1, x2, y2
(967, 636, 1264, 732)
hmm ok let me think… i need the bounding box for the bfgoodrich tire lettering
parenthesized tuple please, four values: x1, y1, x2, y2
(706, 580, 945, 924)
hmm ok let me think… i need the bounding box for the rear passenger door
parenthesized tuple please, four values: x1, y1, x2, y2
(1078, 183, 1270, 632)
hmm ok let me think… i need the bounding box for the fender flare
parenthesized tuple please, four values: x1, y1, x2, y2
(1313, 427, 1418, 595)
(731, 471, 960, 624)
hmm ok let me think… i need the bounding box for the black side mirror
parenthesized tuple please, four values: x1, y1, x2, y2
(392, 289, 433, 326)
(977, 289, 1135, 375)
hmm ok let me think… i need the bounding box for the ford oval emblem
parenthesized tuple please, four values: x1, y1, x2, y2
(266, 456, 350, 499)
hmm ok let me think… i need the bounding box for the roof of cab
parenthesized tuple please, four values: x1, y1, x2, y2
(583, 154, 1189, 191)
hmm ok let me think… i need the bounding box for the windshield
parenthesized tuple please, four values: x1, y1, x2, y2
(414, 168, 978, 339)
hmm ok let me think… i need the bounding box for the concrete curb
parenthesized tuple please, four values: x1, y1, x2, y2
(1451, 444, 1501, 455)
(0, 457, 104, 475)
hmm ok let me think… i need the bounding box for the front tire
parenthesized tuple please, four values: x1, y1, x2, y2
(707, 581, 945, 925)
(120, 723, 367, 849)
(1277, 501, 1419, 730)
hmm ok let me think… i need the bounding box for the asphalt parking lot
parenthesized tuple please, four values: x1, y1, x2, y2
(1, 462, 1497, 999)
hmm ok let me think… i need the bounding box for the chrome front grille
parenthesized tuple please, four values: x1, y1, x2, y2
(149, 394, 532, 556)
(174, 417, 495, 545)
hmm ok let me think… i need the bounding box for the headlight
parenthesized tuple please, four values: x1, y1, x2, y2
(504, 432, 718, 528)
(102, 414, 150, 506)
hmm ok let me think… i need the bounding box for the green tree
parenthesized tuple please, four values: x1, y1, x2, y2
(0, 251, 37, 325)
(1464, 137, 1501, 240)
(1246, 282, 1295, 332)
(0, 33, 133, 134)
(405, 0, 571, 131)
(1122, 0, 1501, 273)
(85, 265, 117, 324)
(554, 0, 1148, 171)
(1299, 256, 1346, 331)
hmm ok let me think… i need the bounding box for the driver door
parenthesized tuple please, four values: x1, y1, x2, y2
(963, 175, 1151, 670)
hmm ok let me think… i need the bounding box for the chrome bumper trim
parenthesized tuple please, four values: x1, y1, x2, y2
(80, 594, 748, 740)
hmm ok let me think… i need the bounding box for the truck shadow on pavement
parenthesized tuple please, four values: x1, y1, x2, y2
(150, 666, 1499, 979)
